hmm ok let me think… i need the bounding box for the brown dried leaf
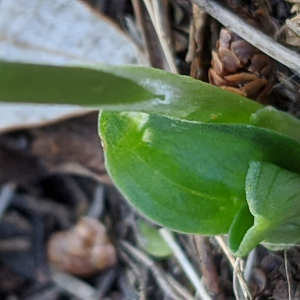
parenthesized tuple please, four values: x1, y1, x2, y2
(0, 112, 111, 185)
(280, 3, 300, 46)
(47, 217, 117, 276)
(0, 137, 46, 185)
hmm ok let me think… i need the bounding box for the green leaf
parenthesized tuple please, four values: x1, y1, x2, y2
(95, 64, 262, 124)
(0, 61, 156, 106)
(229, 161, 300, 256)
(4, 60, 300, 256)
(0, 60, 260, 123)
(2, 60, 300, 143)
(99, 111, 300, 236)
(137, 220, 172, 258)
(228, 204, 254, 254)
(250, 106, 300, 145)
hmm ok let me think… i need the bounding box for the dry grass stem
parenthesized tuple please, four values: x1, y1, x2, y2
(131, 0, 151, 64)
(233, 258, 252, 300)
(284, 250, 292, 300)
(143, 0, 178, 73)
(87, 184, 105, 219)
(50, 267, 98, 300)
(160, 228, 212, 300)
(0, 183, 15, 221)
(215, 236, 252, 299)
(215, 236, 235, 267)
(244, 249, 256, 282)
(118, 247, 147, 299)
(120, 240, 185, 300)
(165, 273, 196, 300)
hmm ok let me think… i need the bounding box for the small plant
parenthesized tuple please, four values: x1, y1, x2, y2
(2, 60, 300, 256)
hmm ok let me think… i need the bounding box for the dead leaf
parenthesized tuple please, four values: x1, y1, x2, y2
(47, 217, 117, 276)
(0, 112, 111, 185)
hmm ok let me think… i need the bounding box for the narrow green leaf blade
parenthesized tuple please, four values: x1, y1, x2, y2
(228, 204, 254, 254)
(0, 61, 156, 106)
(0, 60, 260, 123)
(99, 112, 300, 236)
(2, 60, 300, 144)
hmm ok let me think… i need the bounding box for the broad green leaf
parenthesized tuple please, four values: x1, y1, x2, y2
(229, 161, 300, 256)
(3, 60, 300, 256)
(137, 220, 172, 258)
(99, 111, 300, 236)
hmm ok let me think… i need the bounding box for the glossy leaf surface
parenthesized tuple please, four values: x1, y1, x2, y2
(2, 60, 300, 141)
(0, 61, 300, 140)
(0, 60, 258, 121)
(99, 111, 300, 236)
(0, 61, 156, 106)
(230, 161, 300, 256)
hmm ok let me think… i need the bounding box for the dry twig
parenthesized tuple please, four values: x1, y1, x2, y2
(284, 250, 292, 300)
(121, 240, 191, 300)
(143, 0, 178, 73)
(215, 236, 252, 300)
(194, 236, 224, 299)
(50, 267, 98, 300)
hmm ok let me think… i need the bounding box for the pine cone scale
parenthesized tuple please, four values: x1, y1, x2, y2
(243, 78, 269, 98)
(209, 26, 273, 102)
(208, 68, 227, 86)
(219, 47, 242, 73)
(224, 72, 258, 85)
(230, 40, 257, 65)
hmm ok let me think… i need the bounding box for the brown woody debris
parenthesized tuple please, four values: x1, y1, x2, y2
(187, 4, 210, 81)
(47, 217, 117, 276)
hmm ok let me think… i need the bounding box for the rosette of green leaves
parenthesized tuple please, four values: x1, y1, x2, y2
(2, 61, 300, 256)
